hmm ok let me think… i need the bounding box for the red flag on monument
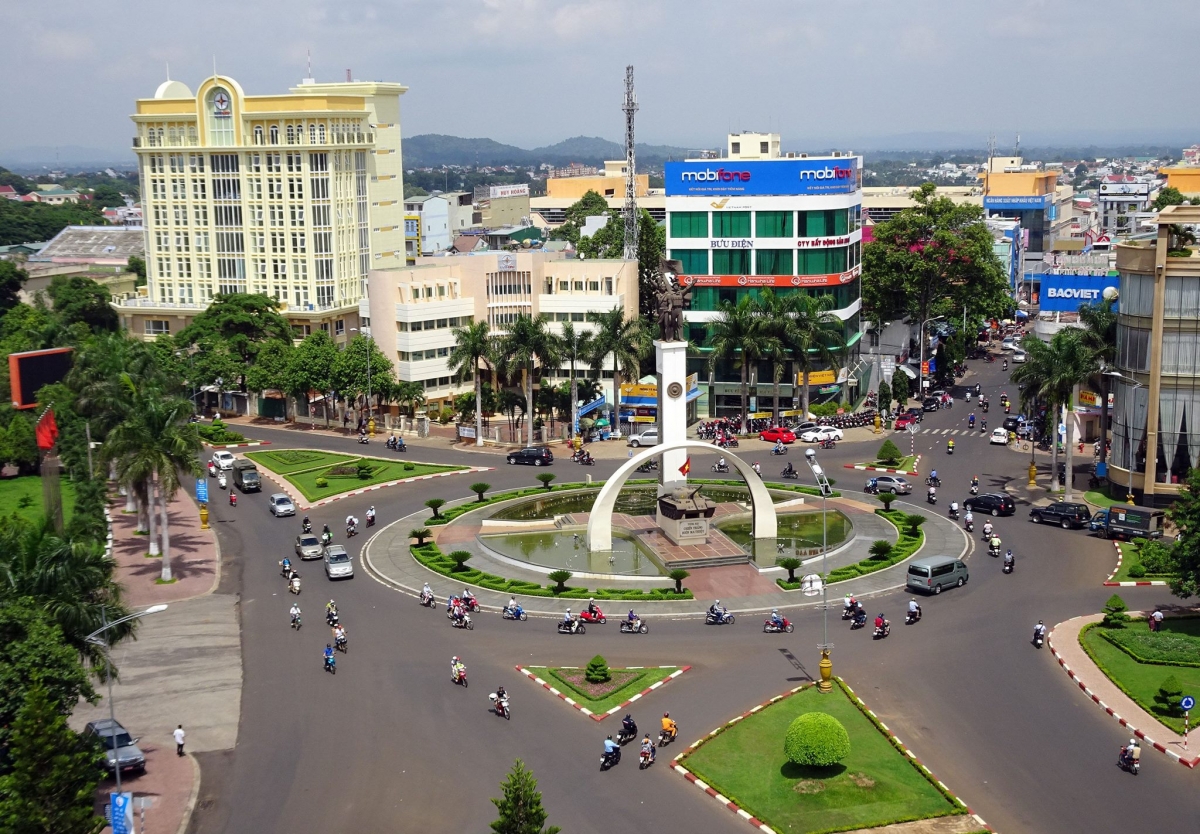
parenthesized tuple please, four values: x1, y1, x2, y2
(679, 457, 691, 477)
(36, 408, 58, 451)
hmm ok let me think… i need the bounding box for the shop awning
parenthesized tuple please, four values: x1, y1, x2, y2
(897, 365, 918, 380)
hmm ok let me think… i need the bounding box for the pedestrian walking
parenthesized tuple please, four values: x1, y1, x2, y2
(174, 724, 186, 756)
(1151, 609, 1164, 632)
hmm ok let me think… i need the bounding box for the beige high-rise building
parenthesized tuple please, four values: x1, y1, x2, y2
(117, 74, 407, 340)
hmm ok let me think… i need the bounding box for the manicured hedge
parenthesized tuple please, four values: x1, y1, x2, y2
(776, 509, 922, 589)
(409, 542, 693, 601)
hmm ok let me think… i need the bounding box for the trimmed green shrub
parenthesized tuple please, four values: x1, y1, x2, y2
(404, 463, 415, 471)
(868, 539, 894, 561)
(877, 439, 902, 465)
(876, 381, 891, 414)
(902, 513, 926, 538)
(425, 498, 447, 519)
(784, 712, 851, 767)
(314, 477, 329, 488)
(536, 473, 556, 491)
(875, 492, 897, 511)
(548, 570, 572, 593)
(410, 527, 432, 546)
(1155, 674, 1183, 716)
(1134, 539, 1179, 575)
(470, 482, 491, 502)
(777, 557, 801, 583)
(356, 461, 373, 479)
(585, 655, 611, 683)
(669, 568, 690, 593)
(448, 550, 472, 571)
(1102, 593, 1130, 629)
(198, 418, 247, 444)
(1127, 563, 1147, 578)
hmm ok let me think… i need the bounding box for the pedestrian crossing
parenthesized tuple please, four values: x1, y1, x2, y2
(920, 427, 995, 436)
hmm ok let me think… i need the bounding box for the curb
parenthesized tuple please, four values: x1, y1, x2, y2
(175, 752, 202, 834)
(1048, 617, 1200, 768)
(1102, 541, 1169, 586)
(515, 665, 690, 721)
(843, 453, 921, 477)
(670, 679, 991, 833)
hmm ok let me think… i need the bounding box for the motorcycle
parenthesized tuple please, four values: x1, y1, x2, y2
(577, 455, 596, 466)
(557, 619, 586, 635)
(617, 722, 639, 745)
(302, 519, 313, 534)
(207, 462, 217, 478)
(280, 562, 295, 579)
(502, 604, 528, 621)
(873, 619, 891, 639)
(489, 693, 511, 720)
(850, 610, 867, 629)
(366, 514, 376, 528)
(780, 467, 799, 479)
(451, 613, 474, 630)
(289, 576, 301, 594)
(949, 507, 959, 520)
(290, 613, 302, 630)
(326, 610, 339, 627)
(334, 632, 347, 653)
(619, 618, 649, 634)
(601, 747, 621, 770)
(705, 609, 735, 625)
(1117, 746, 1140, 775)
(926, 476, 941, 487)
(947, 444, 954, 455)
(452, 666, 468, 687)
(982, 401, 990, 413)
(321, 531, 333, 546)
(635, 461, 658, 473)
(217, 472, 227, 489)
(228, 492, 238, 507)
(579, 607, 607, 624)
(357, 434, 369, 444)
(818, 439, 836, 450)
(346, 524, 358, 538)
(770, 447, 787, 456)
(658, 726, 678, 748)
(964, 518, 974, 532)
(905, 607, 922, 625)
(324, 654, 336, 674)
(1003, 560, 1014, 574)
(926, 492, 937, 505)
(969, 484, 979, 495)
(462, 596, 480, 613)
(711, 463, 730, 474)
(1033, 628, 1046, 649)
(419, 589, 436, 608)
(763, 617, 794, 634)
(639, 746, 654, 769)
(988, 544, 1001, 558)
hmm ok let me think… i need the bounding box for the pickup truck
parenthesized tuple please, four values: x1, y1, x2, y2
(1088, 506, 1165, 540)
(231, 459, 261, 492)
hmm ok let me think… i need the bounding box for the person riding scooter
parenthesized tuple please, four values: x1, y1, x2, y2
(660, 713, 678, 742)
(982, 520, 993, 539)
(781, 461, 796, 478)
(773, 439, 785, 455)
(927, 486, 937, 504)
(948, 500, 959, 520)
(969, 413, 976, 429)
(1004, 550, 1015, 571)
(907, 598, 922, 621)
(947, 439, 955, 454)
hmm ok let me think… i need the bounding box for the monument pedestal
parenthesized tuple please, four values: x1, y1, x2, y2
(655, 511, 710, 546)
(656, 487, 717, 547)
(656, 339, 689, 493)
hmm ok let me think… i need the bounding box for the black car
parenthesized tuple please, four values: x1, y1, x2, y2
(1002, 415, 1026, 432)
(964, 492, 1016, 517)
(922, 397, 941, 413)
(1029, 501, 1091, 529)
(506, 447, 554, 466)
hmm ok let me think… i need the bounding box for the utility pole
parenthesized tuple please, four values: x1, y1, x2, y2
(622, 65, 638, 262)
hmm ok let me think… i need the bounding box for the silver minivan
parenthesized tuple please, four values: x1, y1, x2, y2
(906, 556, 969, 595)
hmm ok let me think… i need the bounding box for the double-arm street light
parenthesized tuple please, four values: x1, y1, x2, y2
(804, 448, 834, 694)
(1104, 370, 1144, 505)
(84, 604, 168, 793)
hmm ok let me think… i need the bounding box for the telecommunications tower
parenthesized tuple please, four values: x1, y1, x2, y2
(622, 65, 638, 261)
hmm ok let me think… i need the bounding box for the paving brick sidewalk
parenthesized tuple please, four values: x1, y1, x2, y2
(108, 491, 218, 606)
(1048, 611, 1200, 767)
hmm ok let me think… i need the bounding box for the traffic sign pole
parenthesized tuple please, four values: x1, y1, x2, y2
(1181, 696, 1195, 749)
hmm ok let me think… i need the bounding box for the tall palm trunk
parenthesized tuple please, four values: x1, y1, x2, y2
(570, 362, 579, 439)
(612, 361, 622, 438)
(1098, 377, 1110, 465)
(1049, 401, 1060, 496)
(524, 365, 535, 446)
(123, 484, 137, 514)
(474, 369, 484, 447)
(146, 475, 160, 557)
(1064, 396, 1078, 501)
(801, 369, 812, 419)
(739, 362, 748, 434)
(772, 364, 783, 425)
(160, 486, 173, 582)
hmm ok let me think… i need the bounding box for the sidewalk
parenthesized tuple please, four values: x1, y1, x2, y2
(71, 489, 242, 834)
(1048, 611, 1200, 768)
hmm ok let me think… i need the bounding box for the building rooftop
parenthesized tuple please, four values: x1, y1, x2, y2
(1156, 204, 1200, 225)
(34, 226, 144, 261)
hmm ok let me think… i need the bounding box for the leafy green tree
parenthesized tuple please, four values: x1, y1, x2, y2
(394, 380, 426, 418)
(0, 260, 28, 315)
(706, 296, 760, 433)
(1167, 468, 1200, 599)
(489, 759, 561, 834)
(0, 199, 104, 247)
(557, 321, 593, 435)
(876, 379, 891, 416)
(0, 685, 106, 834)
(1153, 186, 1186, 212)
(862, 182, 1009, 334)
(282, 330, 338, 426)
(88, 183, 125, 208)
(891, 369, 911, 408)
(1075, 301, 1118, 464)
(174, 294, 294, 391)
(244, 339, 294, 416)
(126, 255, 146, 287)
(779, 293, 846, 419)
(784, 712, 850, 767)
(501, 314, 560, 447)
(575, 208, 665, 320)
(548, 190, 609, 245)
(1102, 593, 1130, 628)
(587, 307, 649, 437)
(877, 439, 902, 465)
(447, 320, 495, 446)
(778, 556, 801, 582)
(0, 599, 97, 761)
(331, 334, 394, 416)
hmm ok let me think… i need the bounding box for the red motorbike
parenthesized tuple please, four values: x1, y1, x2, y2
(579, 606, 607, 624)
(763, 617, 794, 634)
(461, 596, 480, 613)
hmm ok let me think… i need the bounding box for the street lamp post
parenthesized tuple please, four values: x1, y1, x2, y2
(804, 448, 833, 694)
(352, 326, 375, 437)
(84, 604, 168, 793)
(1105, 371, 1143, 504)
(918, 315, 945, 402)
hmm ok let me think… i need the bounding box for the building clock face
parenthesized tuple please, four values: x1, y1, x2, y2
(213, 90, 230, 112)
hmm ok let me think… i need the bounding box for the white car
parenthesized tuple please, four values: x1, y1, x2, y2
(268, 493, 296, 517)
(323, 545, 353, 580)
(1011, 350, 1027, 364)
(1000, 337, 1017, 352)
(799, 426, 844, 443)
(627, 428, 660, 447)
(990, 428, 1009, 445)
(211, 451, 235, 470)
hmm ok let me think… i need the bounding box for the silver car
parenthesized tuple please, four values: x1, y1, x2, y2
(295, 533, 322, 560)
(269, 493, 295, 517)
(323, 544, 353, 579)
(84, 718, 146, 775)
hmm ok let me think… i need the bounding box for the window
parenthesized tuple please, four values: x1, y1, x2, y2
(670, 212, 708, 238)
(437, 347, 449, 358)
(756, 211, 793, 237)
(269, 125, 279, 144)
(254, 126, 263, 144)
(588, 281, 600, 292)
(711, 211, 751, 238)
(397, 351, 409, 362)
(436, 318, 448, 328)
(760, 141, 769, 154)
(570, 313, 585, 322)
(144, 320, 171, 336)
(713, 250, 751, 274)
(671, 249, 708, 275)
(335, 320, 345, 336)
(798, 209, 849, 237)
(756, 250, 793, 275)
(731, 142, 741, 154)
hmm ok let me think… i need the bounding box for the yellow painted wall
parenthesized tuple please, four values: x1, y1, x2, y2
(978, 170, 1058, 197)
(546, 174, 649, 200)
(1161, 167, 1200, 196)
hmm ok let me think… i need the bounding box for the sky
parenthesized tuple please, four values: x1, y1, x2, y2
(4, 0, 1200, 162)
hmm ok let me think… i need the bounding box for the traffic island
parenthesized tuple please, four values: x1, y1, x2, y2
(675, 678, 974, 834)
(516, 664, 689, 720)
(845, 454, 921, 476)
(1104, 541, 1177, 586)
(244, 448, 473, 503)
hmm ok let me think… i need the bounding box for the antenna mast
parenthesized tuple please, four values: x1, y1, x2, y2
(622, 65, 639, 262)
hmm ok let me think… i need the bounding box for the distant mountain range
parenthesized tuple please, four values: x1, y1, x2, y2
(402, 134, 697, 169)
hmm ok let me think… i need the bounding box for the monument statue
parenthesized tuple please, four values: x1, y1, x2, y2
(656, 259, 693, 343)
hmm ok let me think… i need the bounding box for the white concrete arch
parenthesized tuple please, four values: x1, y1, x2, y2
(586, 440, 778, 552)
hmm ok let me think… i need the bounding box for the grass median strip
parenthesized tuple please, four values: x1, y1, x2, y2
(246, 449, 466, 500)
(777, 509, 919, 590)
(537, 666, 676, 714)
(681, 679, 961, 834)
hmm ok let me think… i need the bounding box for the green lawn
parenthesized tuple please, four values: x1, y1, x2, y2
(0, 476, 78, 525)
(682, 682, 960, 834)
(1112, 542, 1181, 583)
(1080, 622, 1200, 735)
(244, 449, 355, 475)
(860, 455, 917, 471)
(537, 666, 677, 715)
(1084, 487, 1129, 509)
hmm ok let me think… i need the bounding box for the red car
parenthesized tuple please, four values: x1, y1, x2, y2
(759, 427, 797, 444)
(893, 413, 919, 430)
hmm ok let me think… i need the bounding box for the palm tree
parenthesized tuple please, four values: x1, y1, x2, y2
(587, 308, 650, 439)
(394, 380, 427, 419)
(753, 289, 794, 425)
(558, 321, 594, 438)
(502, 314, 561, 447)
(1011, 329, 1092, 498)
(447, 320, 494, 447)
(707, 296, 758, 433)
(781, 293, 847, 420)
(1075, 301, 1118, 465)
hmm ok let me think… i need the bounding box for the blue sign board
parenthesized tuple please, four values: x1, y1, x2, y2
(983, 194, 1050, 210)
(1182, 695, 1195, 711)
(665, 158, 860, 197)
(110, 792, 133, 834)
(1037, 274, 1114, 312)
(196, 478, 209, 504)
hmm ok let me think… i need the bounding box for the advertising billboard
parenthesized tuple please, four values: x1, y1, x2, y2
(1037, 274, 1114, 312)
(983, 194, 1051, 210)
(665, 158, 861, 197)
(681, 268, 859, 288)
(489, 184, 529, 199)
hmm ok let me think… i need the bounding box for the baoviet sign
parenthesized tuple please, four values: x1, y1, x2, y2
(681, 268, 859, 289)
(799, 370, 838, 385)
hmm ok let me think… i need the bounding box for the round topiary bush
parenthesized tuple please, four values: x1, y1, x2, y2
(1127, 563, 1147, 578)
(315, 477, 329, 488)
(784, 712, 851, 767)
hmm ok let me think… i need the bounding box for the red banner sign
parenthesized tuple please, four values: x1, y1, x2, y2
(681, 268, 859, 289)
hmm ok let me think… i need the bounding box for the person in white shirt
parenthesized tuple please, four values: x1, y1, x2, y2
(173, 725, 186, 756)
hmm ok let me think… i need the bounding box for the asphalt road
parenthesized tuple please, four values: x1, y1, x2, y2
(189, 360, 1200, 834)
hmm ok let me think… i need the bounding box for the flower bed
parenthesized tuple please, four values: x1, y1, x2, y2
(777, 509, 920, 589)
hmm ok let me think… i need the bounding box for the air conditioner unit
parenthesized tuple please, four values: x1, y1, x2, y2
(800, 153, 808, 159)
